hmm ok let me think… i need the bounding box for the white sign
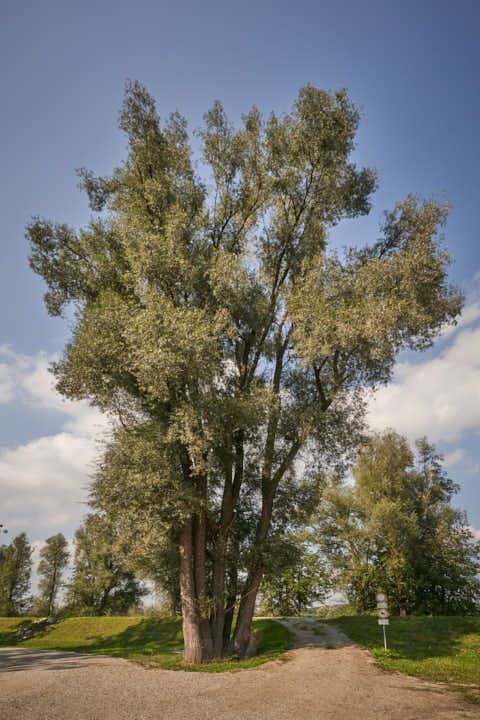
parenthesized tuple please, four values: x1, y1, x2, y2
(377, 601, 388, 609)
(378, 619, 389, 626)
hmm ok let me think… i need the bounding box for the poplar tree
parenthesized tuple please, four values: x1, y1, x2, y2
(37, 533, 70, 616)
(67, 514, 145, 615)
(27, 82, 462, 660)
(315, 432, 480, 614)
(0, 533, 32, 616)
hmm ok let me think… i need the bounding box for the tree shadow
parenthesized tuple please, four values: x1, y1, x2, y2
(0, 648, 114, 673)
(67, 617, 184, 657)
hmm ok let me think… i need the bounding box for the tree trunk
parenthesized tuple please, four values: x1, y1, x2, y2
(211, 552, 226, 657)
(222, 597, 235, 653)
(47, 565, 58, 616)
(179, 518, 214, 663)
(232, 568, 263, 656)
(194, 477, 214, 659)
(179, 519, 203, 663)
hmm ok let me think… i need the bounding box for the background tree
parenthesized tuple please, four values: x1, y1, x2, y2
(37, 533, 70, 616)
(313, 477, 377, 613)
(66, 515, 145, 615)
(259, 534, 329, 615)
(0, 533, 32, 616)
(28, 81, 462, 661)
(315, 432, 480, 614)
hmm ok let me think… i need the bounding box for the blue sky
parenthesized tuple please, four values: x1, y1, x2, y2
(1, 0, 479, 556)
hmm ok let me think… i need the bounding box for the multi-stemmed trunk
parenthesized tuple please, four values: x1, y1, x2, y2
(179, 522, 265, 663)
(178, 452, 301, 662)
(178, 329, 303, 663)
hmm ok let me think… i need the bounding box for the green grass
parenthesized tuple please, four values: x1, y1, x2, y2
(0, 616, 291, 672)
(0, 617, 28, 633)
(332, 615, 480, 704)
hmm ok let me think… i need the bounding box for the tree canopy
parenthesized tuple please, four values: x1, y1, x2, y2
(66, 514, 145, 615)
(314, 432, 480, 614)
(27, 81, 462, 661)
(37, 533, 70, 616)
(259, 533, 329, 616)
(0, 533, 32, 616)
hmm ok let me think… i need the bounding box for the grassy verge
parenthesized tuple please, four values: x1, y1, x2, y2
(0, 616, 291, 672)
(332, 615, 480, 704)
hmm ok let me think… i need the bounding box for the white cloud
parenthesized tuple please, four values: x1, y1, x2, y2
(443, 448, 465, 467)
(468, 527, 480, 542)
(0, 346, 109, 438)
(0, 347, 111, 539)
(0, 345, 31, 403)
(368, 325, 480, 443)
(22, 352, 109, 437)
(1, 433, 98, 535)
(0, 363, 16, 403)
(439, 296, 480, 341)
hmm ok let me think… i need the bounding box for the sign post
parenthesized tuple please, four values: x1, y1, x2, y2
(376, 591, 389, 651)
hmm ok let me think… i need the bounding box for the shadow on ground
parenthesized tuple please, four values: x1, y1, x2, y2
(0, 648, 114, 673)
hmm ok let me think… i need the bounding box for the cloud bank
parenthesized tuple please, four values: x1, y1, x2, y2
(0, 346, 110, 539)
(368, 295, 480, 444)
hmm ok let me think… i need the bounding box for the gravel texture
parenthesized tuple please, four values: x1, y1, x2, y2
(0, 618, 477, 719)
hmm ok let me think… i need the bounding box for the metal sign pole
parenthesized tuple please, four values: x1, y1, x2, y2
(376, 591, 389, 652)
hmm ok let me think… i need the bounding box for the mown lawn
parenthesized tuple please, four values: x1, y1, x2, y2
(332, 615, 480, 704)
(0, 616, 291, 672)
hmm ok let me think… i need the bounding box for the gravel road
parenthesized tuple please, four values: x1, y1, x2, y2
(0, 618, 476, 720)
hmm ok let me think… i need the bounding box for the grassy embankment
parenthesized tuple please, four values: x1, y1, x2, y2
(332, 615, 480, 704)
(0, 616, 291, 672)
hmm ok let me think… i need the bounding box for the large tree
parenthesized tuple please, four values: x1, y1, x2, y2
(28, 81, 462, 661)
(315, 432, 480, 614)
(37, 533, 70, 616)
(0, 533, 32, 616)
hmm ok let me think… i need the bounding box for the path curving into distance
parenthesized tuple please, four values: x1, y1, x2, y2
(0, 619, 476, 720)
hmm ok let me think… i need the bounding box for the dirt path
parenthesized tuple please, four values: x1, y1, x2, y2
(0, 619, 476, 719)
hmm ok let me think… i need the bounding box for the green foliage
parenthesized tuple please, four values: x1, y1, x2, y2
(334, 615, 480, 704)
(260, 537, 329, 615)
(314, 432, 480, 614)
(66, 515, 146, 615)
(0, 533, 32, 616)
(314, 603, 358, 618)
(27, 80, 463, 660)
(0, 615, 291, 672)
(36, 533, 70, 616)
